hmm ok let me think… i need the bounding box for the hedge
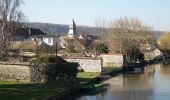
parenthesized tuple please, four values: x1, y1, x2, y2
(30, 56, 79, 83)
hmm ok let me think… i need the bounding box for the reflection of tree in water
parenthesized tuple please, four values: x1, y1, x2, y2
(123, 72, 153, 91)
(72, 63, 170, 100)
(159, 63, 170, 79)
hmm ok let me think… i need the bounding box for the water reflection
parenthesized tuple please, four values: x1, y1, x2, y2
(71, 63, 170, 100)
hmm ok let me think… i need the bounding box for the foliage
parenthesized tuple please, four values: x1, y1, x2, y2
(95, 42, 109, 53)
(158, 32, 170, 54)
(30, 56, 78, 83)
(0, 0, 25, 60)
(0, 81, 70, 100)
(104, 17, 152, 62)
(32, 55, 66, 63)
(77, 72, 99, 84)
(65, 43, 76, 53)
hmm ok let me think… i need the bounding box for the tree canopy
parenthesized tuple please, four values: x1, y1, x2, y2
(158, 32, 170, 53)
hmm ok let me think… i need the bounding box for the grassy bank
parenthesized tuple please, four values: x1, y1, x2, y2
(0, 81, 17, 85)
(0, 81, 70, 100)
(0, 72, 99, 100)
(77, 72, 100, 84)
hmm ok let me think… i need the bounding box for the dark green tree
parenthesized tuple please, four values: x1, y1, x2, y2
(66, 43, 76, 53)
(95, 43, 109, 54)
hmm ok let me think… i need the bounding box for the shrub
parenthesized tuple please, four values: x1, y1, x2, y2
(32, 55, 66, 63)
(95, 43, 109, 54)
(66, 43, 76, 53)
(30, 56, 79, 83)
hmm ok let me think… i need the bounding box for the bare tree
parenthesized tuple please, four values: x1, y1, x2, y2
(0, 0, 25, 60)
(95, 17, 110, 39)
(108, 17, 153, 62)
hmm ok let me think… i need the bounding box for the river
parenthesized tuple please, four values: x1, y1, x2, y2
(69, 62, 170, 100)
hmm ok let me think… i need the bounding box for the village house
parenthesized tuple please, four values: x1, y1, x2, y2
(143, 48, 163, 61)
(14, 28, 57, 46)
(58, 20, 96, 52)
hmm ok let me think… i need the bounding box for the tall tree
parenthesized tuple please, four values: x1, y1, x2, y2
(108, 17, 153, 62)
(157, 32, 170, 54)
(0, 0, 25, 60)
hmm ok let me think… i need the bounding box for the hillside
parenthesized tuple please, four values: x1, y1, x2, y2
(25, 22, 98, 35)
(153, 31, 164, 39)
(25, 22, 165, 39)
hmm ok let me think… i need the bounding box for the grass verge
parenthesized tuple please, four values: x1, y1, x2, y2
(0, 72, 100, 100)
(0, 81, 69, 100)
(76, 72, 100, 84)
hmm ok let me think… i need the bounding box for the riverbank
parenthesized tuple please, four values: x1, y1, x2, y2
(0, 61, 158, 100)
(40, 57, 169, 100)
(70, 62, 170, 100)
(0, 80, 75, 100)
(0, 72, 100, 100)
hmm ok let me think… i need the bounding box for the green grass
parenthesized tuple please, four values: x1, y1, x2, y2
(0, 72, 101, 100)
(102, 67, 117, 73)
(0, 81, 17, 85)
(77, 72, 100, 84)
(0, 81, 69, 100)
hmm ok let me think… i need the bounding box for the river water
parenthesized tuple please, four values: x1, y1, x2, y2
(70, 62, 170, 100)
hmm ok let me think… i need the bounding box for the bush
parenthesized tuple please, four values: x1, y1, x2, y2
(30, 56, 79, 83)
(66, 43, 76, 53)
(95, 43, 109, 53)
(32, 55, 66, 63)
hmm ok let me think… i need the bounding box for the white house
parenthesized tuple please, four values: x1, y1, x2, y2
(14, 28, 57, 46)
(31, 35, 57, 46)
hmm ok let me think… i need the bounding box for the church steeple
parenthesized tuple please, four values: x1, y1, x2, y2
(68, 19, 77, 38)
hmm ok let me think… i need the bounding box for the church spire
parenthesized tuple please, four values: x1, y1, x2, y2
(68, 19, 77, 38)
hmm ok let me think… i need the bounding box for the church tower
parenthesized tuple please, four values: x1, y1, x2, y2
(68, 19, 77, 39)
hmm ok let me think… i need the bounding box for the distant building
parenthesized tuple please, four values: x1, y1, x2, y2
(58, 20, 96, 51)
(14, 28, 57, 46)
(144, 48, 163, 61)
(30, 35, 57, 46)
(68, 20, 77, 39)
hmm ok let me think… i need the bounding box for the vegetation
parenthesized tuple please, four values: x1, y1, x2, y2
(94, 42, 109, 54)
(66, 43, 76, 53)
(77, 72, 100, 84)
(0, 72, 100, 100)
(0, 0, 25, 60)
(158, 32, 170, 54)
(102, 67, 116, 73)
(0, 58, 101, 100)
(0, 81, 70, 100)
(0, 81, 17, 85)
(30, 56, 79, 83)
(96, 17, 153, 62)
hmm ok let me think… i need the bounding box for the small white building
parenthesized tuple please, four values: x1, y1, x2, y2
(31, 35, 57, 46)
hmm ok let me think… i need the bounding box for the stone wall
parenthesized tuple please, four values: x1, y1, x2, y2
(65, 58, 102, 72)
(0, 63, 30, 82)
(100, 54, 123, 67)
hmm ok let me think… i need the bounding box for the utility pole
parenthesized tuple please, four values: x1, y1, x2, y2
(56, 42, 58, 56)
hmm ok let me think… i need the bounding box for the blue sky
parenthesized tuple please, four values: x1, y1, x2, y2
(22, 0, 170, 31)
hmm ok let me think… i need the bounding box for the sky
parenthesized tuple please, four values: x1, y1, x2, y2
(22, 0, 170, 31)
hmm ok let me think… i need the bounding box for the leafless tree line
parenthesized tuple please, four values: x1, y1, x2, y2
(95, 17, 153, 62)
(0, 0, 25, 60)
